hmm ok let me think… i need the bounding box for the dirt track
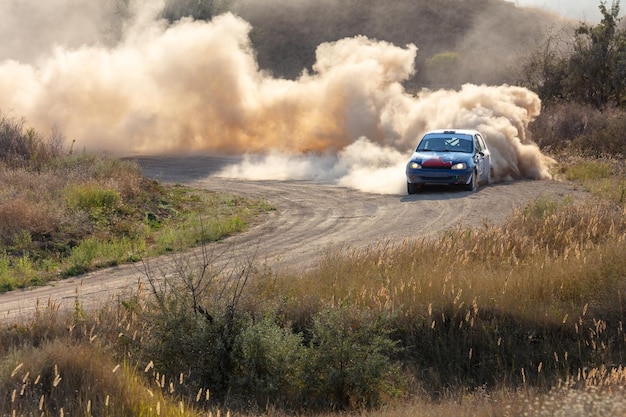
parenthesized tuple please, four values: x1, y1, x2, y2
(0, 155, 584, 322)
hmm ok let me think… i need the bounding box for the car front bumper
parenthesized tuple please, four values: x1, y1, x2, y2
(406, 168, 472, 185)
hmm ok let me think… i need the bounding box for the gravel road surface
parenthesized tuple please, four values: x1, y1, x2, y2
(0, 155, 584, 322)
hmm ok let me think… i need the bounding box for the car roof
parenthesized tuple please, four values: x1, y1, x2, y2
(423, 129, 481, 137)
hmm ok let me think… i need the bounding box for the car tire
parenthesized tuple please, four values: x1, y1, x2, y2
(465, 170, 478, 192)
(407, 182, 419, 195)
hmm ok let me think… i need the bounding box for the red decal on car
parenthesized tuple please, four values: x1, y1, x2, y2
(422, 158, 452, 167)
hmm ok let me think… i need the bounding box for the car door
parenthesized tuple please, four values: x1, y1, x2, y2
(476, 133, 490, 182)
(473, 135, 486, 182)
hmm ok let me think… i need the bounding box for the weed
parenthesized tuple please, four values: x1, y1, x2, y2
(65, 183, 121, 214)
(565, 160, 613, 181)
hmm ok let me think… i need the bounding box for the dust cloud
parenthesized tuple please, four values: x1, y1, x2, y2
(0, 0, 554, 194)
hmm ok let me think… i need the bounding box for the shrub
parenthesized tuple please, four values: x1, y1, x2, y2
(0, 255, 16, 292)
(63, 238, 100, 276)
(0, 197, 65, 246)
(531, 103, 626, 157)
(530, 102, 602, 150)
(231, 316, 307, 407)
(573, 109, 626, 156)
(134, 246, 404, 411)
(302, 303, 402, 410)
(0, 114, 62, 169)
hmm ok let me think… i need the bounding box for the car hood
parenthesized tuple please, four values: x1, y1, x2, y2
(408, 151, 473, 167)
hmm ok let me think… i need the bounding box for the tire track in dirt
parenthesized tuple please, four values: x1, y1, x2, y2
(0, 156, 585, 322)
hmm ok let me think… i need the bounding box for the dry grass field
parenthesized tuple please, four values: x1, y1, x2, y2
(1, 142, 625, 416)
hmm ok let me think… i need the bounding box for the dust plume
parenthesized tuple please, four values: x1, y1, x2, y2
(0, 0, 554, 194)
(0, 0, 126, 63)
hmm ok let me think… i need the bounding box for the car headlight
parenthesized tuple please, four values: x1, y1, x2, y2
(451, 162, 467, 170)
(409, 161, 421, 169)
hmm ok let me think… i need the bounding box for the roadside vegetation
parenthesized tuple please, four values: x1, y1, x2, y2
(1, 153, 625, 416)
(0, 114, 273, 292)
(2, 1, 626, 416)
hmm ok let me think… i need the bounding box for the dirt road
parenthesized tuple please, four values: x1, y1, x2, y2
(0, 156, 584, 322)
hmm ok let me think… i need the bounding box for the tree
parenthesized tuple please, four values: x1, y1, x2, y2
(517, 26, 572, 104)
(519, 1, 626, 109)
(566, 1, 626, 109)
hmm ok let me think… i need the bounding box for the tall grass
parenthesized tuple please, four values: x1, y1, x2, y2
(1, 190, 626, 415)
(557, 156, 626, 207)
(259, 195, 626, 394)
(0, 330, 206, 417)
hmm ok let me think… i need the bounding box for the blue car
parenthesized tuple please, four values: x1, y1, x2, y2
(406, 129, 491, 194)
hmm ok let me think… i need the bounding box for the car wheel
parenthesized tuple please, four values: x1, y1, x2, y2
(407, 182, 417, 195)
(464, 170, 478, 192)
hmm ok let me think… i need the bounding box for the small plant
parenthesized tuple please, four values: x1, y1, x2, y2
(0, 255, 16, 292)
(63, 238, 99, 276)
(12, 230, 33, 251)
(522, 195, 564, 218)
(65, 183, 122, 224)
(565, 160, 613, 181)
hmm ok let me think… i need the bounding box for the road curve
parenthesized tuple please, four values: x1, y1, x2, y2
(0, 155, 584, 322)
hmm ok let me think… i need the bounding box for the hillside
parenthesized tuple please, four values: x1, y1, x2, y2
(156, 0, 577, 88)
(232, 0, 570, 88)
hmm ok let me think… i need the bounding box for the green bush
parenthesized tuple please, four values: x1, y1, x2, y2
(0, 255, 16, 292)
(65, 183, 121, 213)
(302, 304, 402, 409)
(0, 252, 39, 291)
(231, 316, 307, 407)
(136, 272, 404, 411)
(64, 238, 100, 276)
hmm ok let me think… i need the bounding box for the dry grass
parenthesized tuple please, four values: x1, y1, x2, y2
(1, 143, 626, 415)
(0, 298, 211, 417)
(259, 187, 626, 396)
(276, 197, 626, 320)
(0, 152, 273, 291)
(531, 103, 626, 158)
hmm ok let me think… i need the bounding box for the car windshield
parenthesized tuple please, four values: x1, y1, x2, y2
(416, 136, 473, 153)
